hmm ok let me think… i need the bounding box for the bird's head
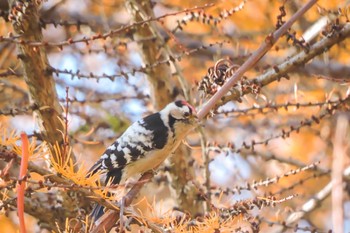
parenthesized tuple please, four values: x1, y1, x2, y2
(162, 100, 198, 131)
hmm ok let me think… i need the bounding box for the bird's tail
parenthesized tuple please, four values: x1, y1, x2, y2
(89, 171, 121, 221)
(86, 159, 106, 221)
(87, 166, 122, 221)
(90, 202, 107, 221)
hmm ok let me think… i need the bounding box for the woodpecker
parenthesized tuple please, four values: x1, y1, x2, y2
(88, 100, 198, 220)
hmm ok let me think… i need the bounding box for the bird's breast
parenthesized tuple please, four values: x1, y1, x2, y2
(120, 140, 180, 183)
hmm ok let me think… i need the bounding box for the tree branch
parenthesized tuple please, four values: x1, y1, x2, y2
(222, 22, 350, 105)
(197, 0, 318, 120)
(90, 172, 154, 233)
(0, 145, 116, 231)
(7, 0, 74, 165)
(272, 165, 350, 233)
(125, 0, 205, 217)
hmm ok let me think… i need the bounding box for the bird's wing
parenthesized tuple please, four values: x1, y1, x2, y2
(87, 113, 169, 183)
(87, 139, 150, 183)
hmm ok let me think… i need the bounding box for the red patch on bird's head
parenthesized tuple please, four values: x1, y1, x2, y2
(179, 100, 197, 115)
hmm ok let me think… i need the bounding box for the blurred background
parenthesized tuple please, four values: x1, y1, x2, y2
(1, 0, 350, 232)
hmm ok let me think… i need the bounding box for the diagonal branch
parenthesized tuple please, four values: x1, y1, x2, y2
(90, 172, 155, 233)
(271, 165, 350, 233)
(222, 22, 350, 105)
(197, 0, 318, 120)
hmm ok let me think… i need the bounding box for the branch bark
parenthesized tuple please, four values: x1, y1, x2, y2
(125, 0, 174, 109)
(125, 0, 205, 217)
(7, 0, 73, 165)
(271, 165, 350, 233)
(197, 0, 319, 120)
(222, 21, 350, 106)
(90, 172, 155, 233)
(0, 145, 114, 232)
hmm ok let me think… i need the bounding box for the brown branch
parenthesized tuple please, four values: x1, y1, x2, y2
(90, 172, 154, 233)
(206, 94, 350, 159)
(125, 0, 205, 217)
(2, 4, 213, 48)
(7, 0, 73, 165)
(172, 0, 247, 33)
(125, 0, 176, 109)
(0, 145, 116, 231)
(197, 0, 318, 120)
(256, 25, 350, 86)
(222, 23, 350, 105)
(272, 165, 350, 233)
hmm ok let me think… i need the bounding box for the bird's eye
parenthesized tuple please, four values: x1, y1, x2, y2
(184, 112, 190, 118)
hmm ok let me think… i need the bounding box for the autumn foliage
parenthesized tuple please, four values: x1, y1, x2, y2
(1, 0, 350, 232)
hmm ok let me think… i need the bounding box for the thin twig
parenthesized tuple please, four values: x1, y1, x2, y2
(272, 165, 350, 233)
(2, 4, 214, 47)
(197, 0, 318, 120)
(17, 132, 29, 233)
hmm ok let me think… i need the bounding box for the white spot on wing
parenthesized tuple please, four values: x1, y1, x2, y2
(123, 147, 130, 154)
(110, 153, 117, 162)
(124, 154, 132, 163)
(119, 121, 154, 149)
(108, 144, 116, 151)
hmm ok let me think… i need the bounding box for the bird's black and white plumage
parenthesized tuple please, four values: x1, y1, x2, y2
(88, 100, 197, 220)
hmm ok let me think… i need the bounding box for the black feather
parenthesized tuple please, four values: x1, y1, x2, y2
(88, 143, 125, 221)
(126, 145, 144, 161)
(174, 100, 184, 107)
(90, 202, 105, 221)
(89, 112, 170, 222)
(168, 114, 176, 136)
(90, 167, 124, 220)
(86, 159, 102, 177)
(106, 168, 123, 185)
(141, 113, 168, 149)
